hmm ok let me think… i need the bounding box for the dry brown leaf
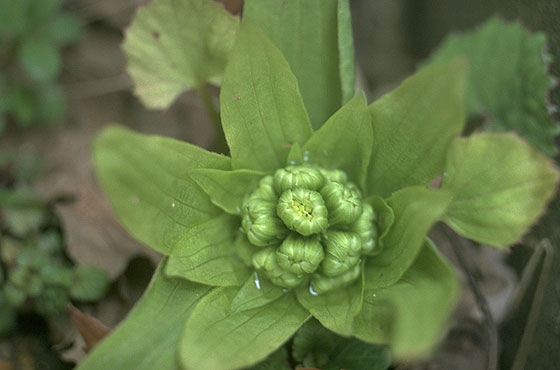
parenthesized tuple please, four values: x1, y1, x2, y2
(67, 305, 111, 353)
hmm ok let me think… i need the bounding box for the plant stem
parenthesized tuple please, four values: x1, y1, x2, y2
(198, 84, 229, 154)
(443, 227, 498, 370)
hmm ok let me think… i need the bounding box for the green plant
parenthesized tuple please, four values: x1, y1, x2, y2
(0, 0, 82, 132)
(0, 150, 110, 337)
(76, 4, 560, 369)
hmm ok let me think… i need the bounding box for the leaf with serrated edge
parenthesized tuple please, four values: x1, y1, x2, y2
(190, 168, 264, 215)
(77, 260, 212, 370)
(427, 17, 559, 156)
(302, 93, 373, 190)
(442, 132, 560, 248)
(354, 239, 459, 360)
(180, 287, 310, 370)
(366, 60, 466, 198)
(94, 126, 230, 256)
(243, 0, 345, 129)
(220, 23, 312, 172)
(364, 186, 453, 289)
(123, 0, 239, 108)
(166, 213, 249, 286)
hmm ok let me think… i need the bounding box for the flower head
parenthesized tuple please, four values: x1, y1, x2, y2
(239, 165, 377, 293)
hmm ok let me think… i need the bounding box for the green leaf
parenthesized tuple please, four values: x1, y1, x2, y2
(427, 17, 559, 156)
(243, 0, 349, 129)
(166, 213, 249, 286)
(77, 261, 212, 370)
(220, 23, 312, 172)
(230, 274, 285, 313)
(296, 271, 363, 336)
(46, 12, 83, 45)
(442, 133, 560, 248)
(27, 0, 61, 25)
(301, 93, 373, 190)
(364, 186, 453, 288)
(180, 287, 310, 370)
(19, 38, 61, 82)
(93, 126, 230, 255)
(69, 266, 110, 302)
(292, 319, 391, 370)
(0, 0, 28, 36)
(354, 240, 459, 360)
(366, 60, 466, 198)
(123, 0, 239, 108)
(190, 168, 264, 215)
(337, 0, 356, 105)
(367, 196, 394, 254)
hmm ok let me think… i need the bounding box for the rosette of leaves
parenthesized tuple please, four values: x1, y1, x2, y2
(80, 23, 559, 370)
(0, 0, 82, 132)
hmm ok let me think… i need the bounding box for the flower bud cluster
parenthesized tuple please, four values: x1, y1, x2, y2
(240, 165, 378, 294)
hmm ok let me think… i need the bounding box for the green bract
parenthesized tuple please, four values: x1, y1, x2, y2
(240, 165, 376, 293)
(81, 9, 560, 370)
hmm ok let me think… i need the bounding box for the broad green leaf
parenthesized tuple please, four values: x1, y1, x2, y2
(442, 133, 560, 248)
(19, 38, 61, 82)
(180, 287, 310, 370)
(166, 213, 249, 286)
(427, 18, 559, 156)
(366, 60, 466, 198)
(337, 0, 356, 105)
(244, 0, 350, 129)
(364, 186, 452, 288)
(354, 240, 459, 360)
(94, 126, 230, 255)
(230, 274, 285, 313)
(123, 0, 239, 108)
(292, 319, 391, 370)
(190, 168, 264, 215)
(77, 261, 212, 370)
(301, 93, 373, 190)
(220, 24, 312, 172)
(69, 266, 110, 302)
(296, 271, 363, 336)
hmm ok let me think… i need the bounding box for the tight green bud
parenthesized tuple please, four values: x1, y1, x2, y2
(253, 175, 277, 202)
(277, 188, 328, 236)
(321, 182, 362, 226)
(320, 231, 361, 277)
(311, 263, 361, 294)
(242, 197, 287, 247)
(276, 234, 324, 274)
(352, 203, 378, 254)
(273, 166, 325, 193)
(319, 168, 347, 184)
(238, 164, 378, 293)
(252, 248, 304, 288)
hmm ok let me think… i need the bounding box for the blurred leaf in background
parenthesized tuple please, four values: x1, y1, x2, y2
(427, 17, 559, 156)
(0, 0, 82, 133)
